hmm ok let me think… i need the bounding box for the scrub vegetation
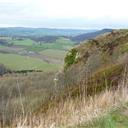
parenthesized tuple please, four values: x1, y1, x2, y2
(0, 29, 128, 128)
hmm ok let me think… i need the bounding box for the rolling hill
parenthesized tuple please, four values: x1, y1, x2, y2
(0, 27, 97, 37)
(71, 29, 113, 42)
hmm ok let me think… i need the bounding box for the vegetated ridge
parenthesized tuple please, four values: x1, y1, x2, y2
(56, 29, 128, 96)
(71, 28, 113, 43)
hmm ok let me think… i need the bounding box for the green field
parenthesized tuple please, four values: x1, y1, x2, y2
(0, 53, 59, 71)
(40, 49, 67, 60)
(0, 45, 7, 48)
(55, 37, 75, 45)
(25, 37, 74, 51)
(10, 39, 36, 46)
(0, 36, 75, 71)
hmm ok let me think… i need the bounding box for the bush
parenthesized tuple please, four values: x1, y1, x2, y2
(64, 48, 78, 69)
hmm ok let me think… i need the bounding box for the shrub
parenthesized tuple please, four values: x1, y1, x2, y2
(64, 48, 78, 70)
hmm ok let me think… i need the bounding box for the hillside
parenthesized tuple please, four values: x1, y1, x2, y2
(56, 29, 128, 95)
(71, 29, 113, 42)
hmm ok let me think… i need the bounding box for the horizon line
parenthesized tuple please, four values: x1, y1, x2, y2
(0, 26, 115, 30)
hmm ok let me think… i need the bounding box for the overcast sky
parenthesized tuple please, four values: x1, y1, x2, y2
(0, 0, 128, 29)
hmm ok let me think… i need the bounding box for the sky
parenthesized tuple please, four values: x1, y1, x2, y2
(0, 0, 128, 29)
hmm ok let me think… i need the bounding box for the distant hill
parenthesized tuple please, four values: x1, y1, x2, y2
(0, 27, 97, 37)
(71, 29, 113, 42)
(29, 29, 113, 43)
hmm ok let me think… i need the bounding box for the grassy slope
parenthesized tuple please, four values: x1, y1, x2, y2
(8, 80, 127, 128)
(0, 53, 59, 71)
(60, 30, 128, 90)
(76, 105, 128, 128)
(49, 30, 128, 127)
(93, 108, 128, 128)
(0, 72, 56, 125)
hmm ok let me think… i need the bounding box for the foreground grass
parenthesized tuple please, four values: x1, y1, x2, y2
(10, 77, 127, 128)
(0, 72, 56, 127)
(75, 105, 128, 128)
(0, 65, 127, 128)
(93, 108, 128, 128)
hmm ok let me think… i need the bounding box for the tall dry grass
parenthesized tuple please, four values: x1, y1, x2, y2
(14, 87, 128, 128)
(0, 65, 127, 128)
(10, 67, 128, 128)
(0, 72, 56, 127)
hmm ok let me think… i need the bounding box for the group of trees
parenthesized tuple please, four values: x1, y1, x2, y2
(0, 64, 42, 76)
(0, 64, 9, 75)
(0, 39, 8, 45)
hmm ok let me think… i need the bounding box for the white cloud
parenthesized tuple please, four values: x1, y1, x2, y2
(0, 0, 128, 28)
(21, 0, 128, 19)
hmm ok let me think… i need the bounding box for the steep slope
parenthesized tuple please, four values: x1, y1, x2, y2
(56, 29, 128, 95)
(71, 29, 113, 43)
